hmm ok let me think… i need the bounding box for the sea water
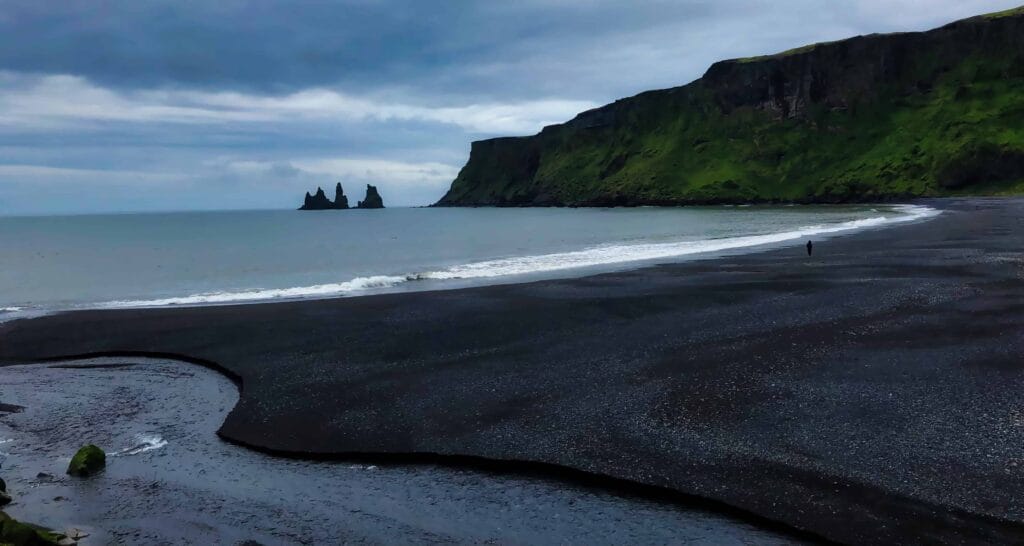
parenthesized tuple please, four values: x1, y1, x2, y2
(0, 204, 937, 315)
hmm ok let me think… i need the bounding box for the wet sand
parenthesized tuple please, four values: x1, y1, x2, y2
(0, 358, 804, 545)
(2, 198, 1024, 543)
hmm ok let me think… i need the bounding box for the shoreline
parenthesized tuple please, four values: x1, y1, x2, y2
(1, 202, 936, 316)
(0, 357, 813, 544)
(13, 353, 829, 544)
(430, 194, 926, 207)
(2, 197, 1023, 543)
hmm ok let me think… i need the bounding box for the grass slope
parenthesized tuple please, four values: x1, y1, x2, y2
(438, 7, 1024, 206)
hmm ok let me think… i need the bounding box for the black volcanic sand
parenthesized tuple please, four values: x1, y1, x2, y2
(0, 358, 801, 545)
(2, 198, 1024, 544)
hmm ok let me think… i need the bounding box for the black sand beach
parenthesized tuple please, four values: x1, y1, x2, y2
(1, 358, 801, 544)
(2, 198, 1023, 544)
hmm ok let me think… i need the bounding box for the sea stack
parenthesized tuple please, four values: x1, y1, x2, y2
(333, 182, 350, 209)
(299, 183, 350, 210)
(356, 184, 385, 209)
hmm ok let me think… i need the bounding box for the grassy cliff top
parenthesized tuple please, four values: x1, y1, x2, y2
(982, 5, 1024, 19)
(436, 5, 1024, 207)
(734, 40, 842, 64)
(730, 5, 1024, 64)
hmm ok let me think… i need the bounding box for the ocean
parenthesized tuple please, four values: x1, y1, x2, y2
(0, 204, 937, 316)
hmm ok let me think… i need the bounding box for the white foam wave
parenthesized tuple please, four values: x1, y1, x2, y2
(105, 204, 938, 308)
(424, 206, 937, 280)
(0, 307, 22, 312)
(114, 434, 168, 456)
(106, 275, 408, 307)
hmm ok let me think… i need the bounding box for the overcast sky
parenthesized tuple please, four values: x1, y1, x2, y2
(0, 0, 1018, 214)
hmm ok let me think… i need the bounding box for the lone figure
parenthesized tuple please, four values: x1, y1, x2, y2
(806, 240, 813, 256)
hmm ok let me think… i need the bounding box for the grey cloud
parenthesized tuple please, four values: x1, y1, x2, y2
(268, 162, 302, 178)
(0, 0, 1020, 214)
(0, 0, 1017, 103)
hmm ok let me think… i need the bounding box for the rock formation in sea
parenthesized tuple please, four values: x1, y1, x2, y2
(67, 444, 106, 477)
(333, 182, 350, 209)
(356, 184, 385, 209)
(299, 183, 350, 210)
(434, 7, 1024, 206)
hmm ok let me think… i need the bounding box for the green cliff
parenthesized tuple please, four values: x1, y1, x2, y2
(436, 7, 1024, 206)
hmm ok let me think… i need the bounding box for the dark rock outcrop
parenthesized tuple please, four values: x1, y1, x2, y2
(66, 445, 105, 477)
(0, 511, 63, 546)
(300, 187, 332, 210)
(333, 182, 349, 209)
(0, 403, 24, 413)
(435, 7, 1024, 206)
(299, 183, 350, 210)
(356, 185, 385, 209)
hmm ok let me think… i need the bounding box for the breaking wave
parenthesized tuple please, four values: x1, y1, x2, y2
(105, 204, 938, 308)
(114, 434, 168, 456)
(107, 275, 408, 307)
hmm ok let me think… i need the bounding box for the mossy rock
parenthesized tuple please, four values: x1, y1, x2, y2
(66, 444, 106, 477)
(0, 512, 61, 546)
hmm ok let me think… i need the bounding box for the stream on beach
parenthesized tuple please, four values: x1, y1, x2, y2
(0, 358, 807, 545)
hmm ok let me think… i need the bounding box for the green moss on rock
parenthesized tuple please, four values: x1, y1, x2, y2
(66, 444, 105, 477)
(0, 512, 61, 546)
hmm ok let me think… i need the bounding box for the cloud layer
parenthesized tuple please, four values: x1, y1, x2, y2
(0, 0, 1019, 213)
(0, 72, 595, 133)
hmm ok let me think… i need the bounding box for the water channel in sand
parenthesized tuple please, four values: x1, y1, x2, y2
(0, 358, 807, 544)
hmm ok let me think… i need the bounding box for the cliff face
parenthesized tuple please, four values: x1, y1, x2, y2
(436, 7, 1024, 206)
(702, 9, 1024, 119)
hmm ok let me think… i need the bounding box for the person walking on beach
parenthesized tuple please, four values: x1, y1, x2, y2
(806, 240, 813, 256)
